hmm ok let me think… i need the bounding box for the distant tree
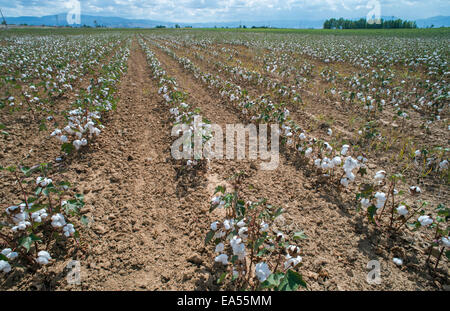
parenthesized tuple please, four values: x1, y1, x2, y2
(323, 17, 417, 29)
(1, 20, 6, 25)
(175, 24, 180, 28)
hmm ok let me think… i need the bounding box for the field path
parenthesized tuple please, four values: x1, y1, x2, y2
(61, 39, 213, 290)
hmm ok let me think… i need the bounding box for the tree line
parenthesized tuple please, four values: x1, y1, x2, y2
(323, 18, 417, 29)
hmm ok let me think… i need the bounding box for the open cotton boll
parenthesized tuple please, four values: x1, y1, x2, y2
(73, 140, 83, 150)
(418, 215, 433, 226)
(299, 133, 306, 140)
(1, 248, 18, 260)
(223, 219, 233, 231)
(393, 258, 403, 266)
(51, 129, 62, 136)
(305, 147, 313, 157)
(332, 156, 342, 166)
(397, 205, 408, 216)
(260, 221, 269, 232)
(374, 170, 386, 181)
(327, 128, 333, 136)
(36, 251, 52, 265)
(51, 213, 66, 228)
(442, 237, 450, 248)
(409, 186, 422, 195)
(63, 224, 75, 237)
(284, 255, 302, 269)
(236, 219, 246, 228)
(0, 260, 11, 273)
(215, 243, 225, 253)
(214, 254, 228, 265)
(361, 198, 371, 209)
(238, 227, 248, 239)
(374, 192, 387, 209)
(340, 178, 349, 188)
(255, 262, 271, 282)
(314, 159, 321, 168)
(210, 221, 219, 231)
(439, 160, 448, 171)
(341, 145, 350, 155)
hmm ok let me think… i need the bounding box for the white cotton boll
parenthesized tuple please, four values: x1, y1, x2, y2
(51, 213, 66, 228)
(214, 230, 226, 239)
(215, 243, 225, 253)
(260, 221, 269, 232)
(305, 147, 313, 157)
(81, 138, 88, 146)
(92, 128, 101, 136)
(211, 221, 219, 231)
(0, 260, 11, 273)
(343, 156, 359, 173)
(211, 196, 221, 205)
(214, 254, 228, 265)
(255, 262, 271, 282)
(238, 227, 248, 239)
(51, 129, 62, 136)
(73, 140, 82, 150)
(332, 156, 342, 166)
(36, 251, 52, 265)
(340, 178, 349, 188)
(59, 135, 68, 143)
(327, 128, 333, 136)
(12, 211, 29, 224)
(1, 248, 18, 260)
(75, 132, 83, 139)
(346, 171, 356, 182)
(374, 192, 387, 209)
(299, 133, 306, 140)
(374, 170, 386, 181)
(442, 237, 450, 248)
(418, 215, 433, 226)
(284, 255, 302, 269)
(314, 159, 321, 168)
(414, 150, 421, 158)
(393, 258, 403, 266)
(361, 198, 371, 209)
(397, 205, 408, 216)
(64, 126, 74, 135)
(236, 219, 246, 228)
(223, 219, 233, 231)
(341, 145, 350, 155)
(409, 186, 422, 195)
(63, 224, 75, 237)
(439, 160, 448, 171)
(276, 232, 285, 241)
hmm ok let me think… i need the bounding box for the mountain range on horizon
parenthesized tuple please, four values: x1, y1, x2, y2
(2, 14, 450, 29)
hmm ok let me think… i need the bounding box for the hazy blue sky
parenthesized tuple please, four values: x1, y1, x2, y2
(1, 0, 448, 22)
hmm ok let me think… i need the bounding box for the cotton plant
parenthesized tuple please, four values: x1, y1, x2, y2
(140, 39, 211, 171)
(412, 203, 450, 271)
(205, 173, 307, 291)
(50, 44, 130, 155)
(0, 164, 85, 272)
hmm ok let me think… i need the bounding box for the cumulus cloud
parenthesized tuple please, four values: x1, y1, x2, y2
(0, 0, 448, 22)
